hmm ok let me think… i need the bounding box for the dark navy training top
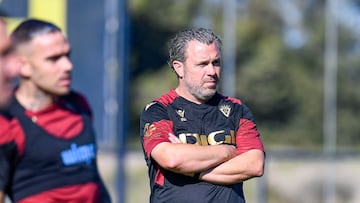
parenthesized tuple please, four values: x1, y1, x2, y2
(140, 89, 264, 203)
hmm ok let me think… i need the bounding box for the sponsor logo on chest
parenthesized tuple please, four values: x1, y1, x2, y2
(60, 143, 96, 166)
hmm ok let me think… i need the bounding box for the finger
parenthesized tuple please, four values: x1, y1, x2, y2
(168, 133, 181, 143)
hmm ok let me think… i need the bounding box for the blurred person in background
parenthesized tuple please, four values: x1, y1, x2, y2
(0, 9, 20, 109)
(0, 19, 111, 203)
(140, 27, 265, 203)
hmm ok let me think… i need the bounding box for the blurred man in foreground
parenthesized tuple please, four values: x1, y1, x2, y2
(0, 9, 20, 108)
(0, 19, 111, 203)
(0, 8, 20, 202)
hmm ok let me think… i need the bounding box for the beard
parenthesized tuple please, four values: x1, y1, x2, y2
(185, 80, 217, 102)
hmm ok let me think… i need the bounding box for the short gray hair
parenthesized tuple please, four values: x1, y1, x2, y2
(167, 27, 222, 69)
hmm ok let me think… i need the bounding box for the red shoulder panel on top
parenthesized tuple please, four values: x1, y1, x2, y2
(155, 89, 178, 106)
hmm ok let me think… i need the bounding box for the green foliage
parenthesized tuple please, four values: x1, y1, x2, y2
(132, 67, 177, 113)
(237, 35, 299, 125)
(128, 66, 177, 139)
(128, 0, 360, 149)
(130, 0, 199, 29)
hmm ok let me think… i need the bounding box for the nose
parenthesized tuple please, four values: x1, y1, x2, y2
(62, 56, 73, 71)
(206, 63, 217, 75)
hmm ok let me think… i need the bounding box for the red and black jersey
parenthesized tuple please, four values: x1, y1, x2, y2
(0, 91, 111, 203)
(140, 89, 264, 203)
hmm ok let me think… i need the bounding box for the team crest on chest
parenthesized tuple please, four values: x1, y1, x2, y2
(219, 104, 231, 117)
(176, 109, 187, 121)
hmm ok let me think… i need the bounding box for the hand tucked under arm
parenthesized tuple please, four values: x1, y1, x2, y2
(199, 149, 265, 185)
(151, 133, 237, 175)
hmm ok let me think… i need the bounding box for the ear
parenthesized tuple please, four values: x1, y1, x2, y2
(18, 56, 32, 77)
(172, 60, 184, 78)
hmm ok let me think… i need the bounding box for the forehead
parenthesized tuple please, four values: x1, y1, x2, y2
(29, 32, 70, 54)
(185, 40, 220, 60)
(32, 31, 68, 46)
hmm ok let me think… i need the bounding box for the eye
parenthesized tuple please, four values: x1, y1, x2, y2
(198, 62, 208, 67)
(212, 59, 221, 66)
(47, 51, 71, 62)
(48, 55, 63, 62)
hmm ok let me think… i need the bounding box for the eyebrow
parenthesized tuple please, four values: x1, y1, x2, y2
(196, 56, 221, 64)
(46, 49, 71, 61)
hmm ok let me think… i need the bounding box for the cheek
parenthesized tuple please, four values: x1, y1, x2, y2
(4, 57, 21, 77)
(31, 66, 52, 81)
(183, 69, 196, 81)
(0, 59, 4, 72)
(216, 68, 221, 77)
(0, 67, 4, 79)
(185, 72, 204, 87)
